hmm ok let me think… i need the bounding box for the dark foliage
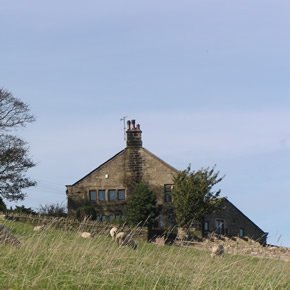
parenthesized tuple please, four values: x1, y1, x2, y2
(10, 205, 37, 215)
(38, 203, 67, 217)
(76, 206, 97, 221)
(124, 182, 159, 226)
(0, 88, 36, 201)
(172, 165, 224, 227)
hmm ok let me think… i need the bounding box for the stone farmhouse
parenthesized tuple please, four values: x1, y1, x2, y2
(66, 119, 267, 244)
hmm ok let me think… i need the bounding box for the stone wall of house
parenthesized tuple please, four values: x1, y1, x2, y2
(205, 199, 267, 244)
(66, 150, 127, 215)
(140, 148, 177, 204)
(67, 147, 177, 218)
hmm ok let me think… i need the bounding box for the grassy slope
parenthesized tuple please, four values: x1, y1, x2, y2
(0, 221, 289, 289)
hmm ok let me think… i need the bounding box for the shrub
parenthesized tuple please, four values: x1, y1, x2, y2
(10, 205, 36, 215)
(38, 203, 67, 217)
(76, 206, 97, 221)
(124, 182, 159, 226)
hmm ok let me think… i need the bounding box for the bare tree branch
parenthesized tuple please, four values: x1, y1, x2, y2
(0, 89, 35, 130)
(0, 88, 36, 201)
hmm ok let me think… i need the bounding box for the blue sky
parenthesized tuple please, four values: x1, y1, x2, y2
(1, 0, 289, 246)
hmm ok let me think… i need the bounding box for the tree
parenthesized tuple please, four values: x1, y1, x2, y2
(0, 88, 36, 201)
(172, 165, 224, 228)
(125, 182, 159, 226)
(12, 205, 36, 215)
(38, 203, 67, 217)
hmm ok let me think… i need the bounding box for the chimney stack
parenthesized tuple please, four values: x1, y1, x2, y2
(126, 119, 142, 147)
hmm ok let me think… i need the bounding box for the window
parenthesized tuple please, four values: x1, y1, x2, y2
(239, 228, 245, 237)
(108, 189, 116, 201)
(118, 189, 125, 200)
(204, 221, 209, 232)
(98, 189, 106, 201)
(101, 215, 107, 222)
(89, 190, 97, 202)
(164, 184, 173, 203)
(115, 214, 123, 221)
(215, 219, 225, 234)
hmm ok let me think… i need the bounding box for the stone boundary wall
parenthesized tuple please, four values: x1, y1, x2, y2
(2, 214, 289, 261)
(174, 234, 290, 262)
(4, 214, 148, 241)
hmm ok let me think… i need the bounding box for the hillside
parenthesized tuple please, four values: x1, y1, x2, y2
(0, 220, 289, 289)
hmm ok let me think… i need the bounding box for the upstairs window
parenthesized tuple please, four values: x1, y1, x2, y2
(118, 189, 126, 200)
(108, 189, 116, 201)
(164, 184, 173, 203)
(89, 190, 97, 202)
(98, 189, 106, 201)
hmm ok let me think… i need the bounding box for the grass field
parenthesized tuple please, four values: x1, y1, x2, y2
(0, 220, 289, 289)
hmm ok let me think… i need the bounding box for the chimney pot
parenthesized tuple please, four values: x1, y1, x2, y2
(126, 119, 142, 147)
(132, 120, 136, 129)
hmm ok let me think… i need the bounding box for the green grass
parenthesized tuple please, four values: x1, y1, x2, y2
(0, 220, 289, 289)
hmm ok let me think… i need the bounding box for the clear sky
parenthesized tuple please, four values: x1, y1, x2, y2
(1, 0, 289, 246)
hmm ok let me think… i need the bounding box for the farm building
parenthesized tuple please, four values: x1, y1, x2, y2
(66, 119, 267, 243)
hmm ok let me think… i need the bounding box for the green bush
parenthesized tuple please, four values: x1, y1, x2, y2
(172, 165, 223, 227)
(124, 182, 159, 226)
(76, 206, 97, 221)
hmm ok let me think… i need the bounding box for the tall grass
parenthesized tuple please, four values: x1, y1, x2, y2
(0, 220, 289, 289)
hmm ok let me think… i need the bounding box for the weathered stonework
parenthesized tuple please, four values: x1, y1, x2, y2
(66, 148, 177, 216)
(204, 199, 267, 244)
